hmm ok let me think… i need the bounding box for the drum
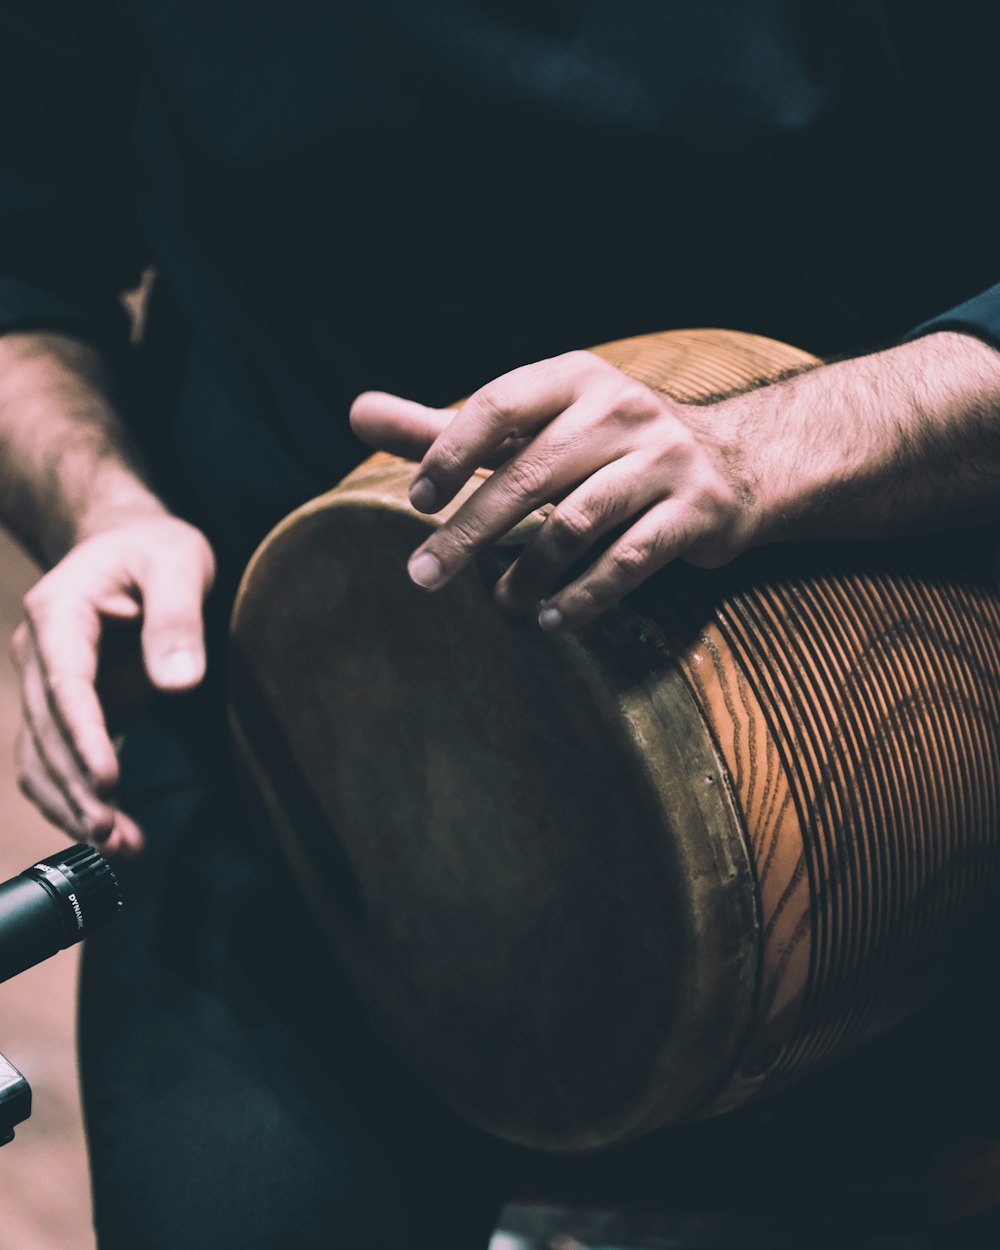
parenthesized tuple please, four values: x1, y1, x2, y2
(228, 329, 1000, 1151)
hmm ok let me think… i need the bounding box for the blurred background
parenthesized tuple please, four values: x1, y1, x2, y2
(0, 527, 95, 1250)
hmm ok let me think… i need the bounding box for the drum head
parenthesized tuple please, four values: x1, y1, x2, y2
(230, 483, 755, 1149)
(229, 329, 816, 1148)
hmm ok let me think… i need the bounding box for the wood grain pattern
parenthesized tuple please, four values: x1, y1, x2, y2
(668, 540, 1000, 1113)
(230, 328, 1000, 1147)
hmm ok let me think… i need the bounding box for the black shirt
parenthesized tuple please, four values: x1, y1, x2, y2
(1, 0, 999, 585)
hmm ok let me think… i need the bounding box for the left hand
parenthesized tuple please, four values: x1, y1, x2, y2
(349, 351, 761, 632)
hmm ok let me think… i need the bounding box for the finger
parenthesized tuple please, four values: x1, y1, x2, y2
(22, 599, 121, 796)
(349, 391, 535, 478)
(408, 352, 600, 513)
(101, 809, 144, 858)
(137, 548, 212, 691)
(19, 645, 117, 838)
(349, 392, 453, 462)
(96, 591, 142, 620)
(494, 452, 670, 612)
(18, 722, 142, 856)
(16, 724, 91, 840)
(538, 499, 698, 632)
(407, 390, 627, 591)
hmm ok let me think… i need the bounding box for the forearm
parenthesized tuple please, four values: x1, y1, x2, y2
(0, 332, 166, 568)
(738, 330, 1000, 545)
(1, 331, 214, 856)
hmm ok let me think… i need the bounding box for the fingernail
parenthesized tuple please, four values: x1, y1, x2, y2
(158, 649, 202, 686)
(409, 476, 439, 512)
(538, 605, 564, 632)
(408, 551, 445, 589)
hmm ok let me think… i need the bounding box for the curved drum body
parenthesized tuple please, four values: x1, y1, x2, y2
(229, 330, 1000, 1151)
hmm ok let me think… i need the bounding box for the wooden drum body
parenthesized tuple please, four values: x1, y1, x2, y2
(229, 330, 1000, 1151)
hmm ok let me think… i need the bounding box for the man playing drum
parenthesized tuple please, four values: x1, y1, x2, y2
(0, 2, 999, 1246)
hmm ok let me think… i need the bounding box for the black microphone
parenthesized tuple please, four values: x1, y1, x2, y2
(0, 844, 123, 985)
(0, 844, 123, 1143)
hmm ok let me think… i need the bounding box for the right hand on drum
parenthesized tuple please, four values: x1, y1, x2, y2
(10, 515, 215, 856)
(352, 332, 1000, 632)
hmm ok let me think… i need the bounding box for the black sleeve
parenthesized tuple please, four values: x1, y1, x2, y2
(879, 1, 1000, 354)
(0, 1, 145, 355)
(906, 284, 1000, 353)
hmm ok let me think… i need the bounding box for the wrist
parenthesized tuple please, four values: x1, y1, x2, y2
(728, 331, 1000, 547)
(0, 332, 111, 409)
(69, 470, 171, 551)
(734, 358, 893, 545)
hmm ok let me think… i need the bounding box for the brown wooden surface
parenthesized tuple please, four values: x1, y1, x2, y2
(230, 328, 1000, 1157)
(0, 531, 95, 1250)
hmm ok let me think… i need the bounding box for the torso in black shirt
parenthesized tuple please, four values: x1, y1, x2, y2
(81, 0, 989, 584)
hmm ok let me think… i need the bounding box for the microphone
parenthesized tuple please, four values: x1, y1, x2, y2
(0, 844, 123, 985)
(0, 844, 123, 1144)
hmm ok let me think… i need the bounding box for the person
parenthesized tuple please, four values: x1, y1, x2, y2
(2, 2, 1000, 1246)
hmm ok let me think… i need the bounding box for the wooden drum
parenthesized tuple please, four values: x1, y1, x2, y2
(229, 329, 1000, 1151)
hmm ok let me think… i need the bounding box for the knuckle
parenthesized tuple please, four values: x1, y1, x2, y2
(564, 578, 604, 616)
(691, 474, 740, 524)
(608, 541, 649, 577)
(92, 755, 120, 794)
(175, 519, 214, 559)
(613, 381, 659, 423)
(652, 425, 698, 465)
(470, 385, 513, 430)
(558, 349, 600, 373)
(684, 512, 743, 569)
(546, 501, 595, 545)
(426, 438, 469, 480)
(22, 583, 51, 622)
(436, 516, 481, 556)
(501, 456, 550, 501)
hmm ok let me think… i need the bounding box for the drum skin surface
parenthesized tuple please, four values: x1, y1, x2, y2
(229, 329, 1000, 1151)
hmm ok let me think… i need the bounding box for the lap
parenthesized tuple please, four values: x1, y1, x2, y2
(79, 693, 524, 1250)
(78, 690, 1000, 1248)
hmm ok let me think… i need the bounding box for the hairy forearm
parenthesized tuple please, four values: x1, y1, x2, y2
(0, 332, 166, 567)
(736, 330, 1000, 544)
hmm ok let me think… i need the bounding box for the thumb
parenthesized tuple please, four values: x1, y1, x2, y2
(349, 391, 452, 461)
(138, 550, 211, 691)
